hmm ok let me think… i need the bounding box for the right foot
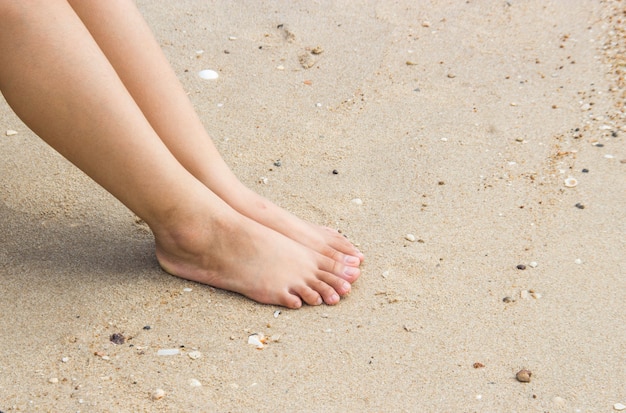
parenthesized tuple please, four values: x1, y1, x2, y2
(152, 193, 360, 309)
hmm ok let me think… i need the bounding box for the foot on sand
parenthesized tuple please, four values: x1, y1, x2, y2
(152, 192, 361, 309)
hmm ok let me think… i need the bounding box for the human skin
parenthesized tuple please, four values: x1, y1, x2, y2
(0, 0, 363, 308)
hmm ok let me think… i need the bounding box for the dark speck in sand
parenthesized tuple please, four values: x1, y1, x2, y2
(582, 168, 589, 173)
(611, 131, 618, 137)
(575, 203, 585, 209)
(516, 264, 526, 270)
(143, 325, 151, 330)
(332, 169, 339, 175)
(110, 333, 125, 345)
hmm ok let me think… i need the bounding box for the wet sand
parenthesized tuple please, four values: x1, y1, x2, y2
(1, 1, 625, 411)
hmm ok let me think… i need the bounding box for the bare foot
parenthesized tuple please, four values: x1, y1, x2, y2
(152, 192, 360, 309)
(213, 184, 365, 271)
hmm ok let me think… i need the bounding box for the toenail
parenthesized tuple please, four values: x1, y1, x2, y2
(342, 282, 351, 292)
(344, 266, 359, 277)
(345, 255, 360, 265)
(330, 293, 340, 303)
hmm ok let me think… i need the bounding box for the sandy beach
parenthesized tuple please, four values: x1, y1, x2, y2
(1, 0, 625, 411)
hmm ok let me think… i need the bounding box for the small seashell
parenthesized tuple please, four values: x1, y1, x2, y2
(516, 369, 532, 383)
(614, 403, 626, 411)
(405, 234, 416, 242)
(188, 351, 202, 360)
(48, 377, 59, 384)
(382, 270, 389, 278)
(351, 198, 363, 205)
(61, 357, 69, 363)
(5, 130, 18, 136)
(273, 310, 281, 318)
(189, 379, 202, 387)
(152, 388, 165, 400)
(248, 333, 266, 349)
(157, 349, 180, 356)
(228, 36, 237, 40)
(563, 177, 578, 187)
(198, 69, 219, 80)
(574, 258, 582, 264)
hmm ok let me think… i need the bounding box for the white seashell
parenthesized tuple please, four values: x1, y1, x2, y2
(563, 177, 578, 187)
(157, 349, 180, 356)
(248, 333, 265, 349)
(273, 310, 281, 318)
(614, 403, 626, 411)
(183, 287, 192, 292)
(529, 261, 538, 268)
(188, 351, 202, 360)
(189, 379, 202, 387)
(5, 130, 17, 136)
(405, 234, 416, 242)
(152, 388, 165, 400)
(198, 69, 219, 80)
(351, 198, 363, 205)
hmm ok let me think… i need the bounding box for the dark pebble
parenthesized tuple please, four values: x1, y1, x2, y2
(332, 169, 339, 175)
(273, 160, 281, 167)
(582, 168, 589, 173)
(594, 143, 604, 147)
(110, 333, 125, 345)
(611, 131, 618, 137)
(575, 203, 585, 209)
(143, 325, 151, 330)
(516, 264, 526, 270)
(503, 296, 514, 303)
(438, 181, 445, 185)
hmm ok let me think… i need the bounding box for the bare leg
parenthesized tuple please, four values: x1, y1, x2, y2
(66, 0, 365, 268)
(0, 0, 357, 308)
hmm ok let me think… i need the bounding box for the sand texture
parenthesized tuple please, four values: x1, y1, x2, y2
(1, 1, 625, 411)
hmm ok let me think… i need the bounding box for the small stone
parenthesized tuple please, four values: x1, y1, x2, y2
(604, 154, 615, 159)
(406, 61, 418, 66)
(273, 310, 281, 318)
(152, 388, 165, 400)
(5, 130, 17, 136)
(351, 198, 363, 205)
(311, 46, 324, 55)
(143, 325, 151, 330)
(516, 264, 526, 270)
(520, 290, 530, 299)
(405, 234, 416, 242)
(614, 403, 626, 411)
(332, 169, 339, 174)
(61, 357, 69, 363)
(189, 379, 202, 387)
(183, 288, 193, 292)
(421, 21, 431, 27)
(575, 203, 585, 209)
(228, 36, 237, 40)
(529, 261, 538, 268)
(473, 362, 485, 368)
(516, 369, 532, 383)
(382, 270, 390, 278)
(188, 351, 202, 360)
(515, 137, 524, 142)
(258, 177, 268, 184)
(273, 160, 281, 167)
(48, 378, 59, 384)
(581, 168, 589, 173)
(574, 258, 583, 264)
(502, 296, 514, 303)
(447, 73, 456, 78)
(110, 333, 125, 345)
(276, 65, 285, 70)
